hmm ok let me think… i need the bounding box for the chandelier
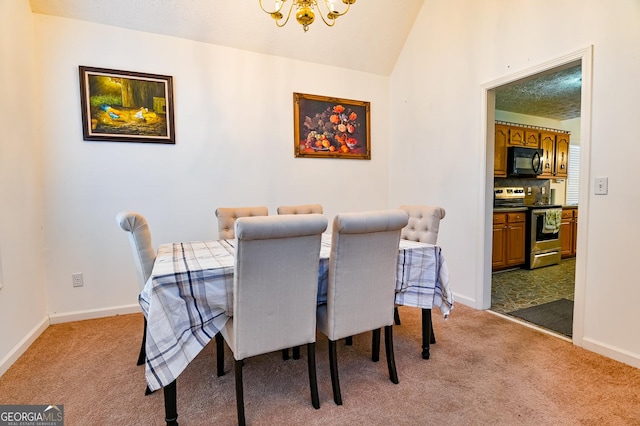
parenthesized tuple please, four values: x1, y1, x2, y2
(259, 0, 356, 32)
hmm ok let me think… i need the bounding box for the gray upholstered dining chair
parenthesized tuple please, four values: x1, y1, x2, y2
(396, 205, 446, 359)
(215, 206, 268, 239)
(216, 214, 328, 426)
(277, 204, 323, 215)
(399, 205, 446, 244)
(116, 211, 156, 366)
(276, 203, 324, 360)
(316, 209, 409, 405)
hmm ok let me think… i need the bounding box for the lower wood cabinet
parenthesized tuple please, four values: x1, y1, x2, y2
(561, 208, 578, 258)
(492, 211, 526, 271)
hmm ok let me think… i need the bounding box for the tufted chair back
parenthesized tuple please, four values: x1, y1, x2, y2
(277, 204, 323, 215)
(398, 205, 446, 244)
(116, 211, 156, 290)
(215, 206, 268, 239)
(116, 210, 156, 366)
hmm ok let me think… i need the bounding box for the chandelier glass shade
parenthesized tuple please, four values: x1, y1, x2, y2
(259, 0, 356, 32)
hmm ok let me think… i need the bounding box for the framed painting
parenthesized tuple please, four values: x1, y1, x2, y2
(79, 66, 175, 144)
(294, 92, 370, 159)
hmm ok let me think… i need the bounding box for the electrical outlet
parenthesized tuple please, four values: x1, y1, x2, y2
(72, 273, 84, 287)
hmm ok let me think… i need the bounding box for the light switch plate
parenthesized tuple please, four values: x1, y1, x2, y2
(594, 177, 608, 195)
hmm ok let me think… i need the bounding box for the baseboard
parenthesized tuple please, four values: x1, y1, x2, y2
(0, 316, 49, 377)
(581, 337, 640, 370)
(451, 293, 474, 308)
(48, 304, 142, 324)
(487, 310, 640, 369)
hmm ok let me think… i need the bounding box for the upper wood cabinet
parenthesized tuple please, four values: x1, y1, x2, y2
(524, 130, 540, 148)
(539, 131, 556, 178)
(555, 132, 570, 178)
(507, 126, 540, 147)
(494, 124, 509, 177)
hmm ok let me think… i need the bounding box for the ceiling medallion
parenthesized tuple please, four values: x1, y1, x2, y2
(259, 0, 356, 32)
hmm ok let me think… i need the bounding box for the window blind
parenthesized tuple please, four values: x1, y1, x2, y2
(566, 145, 580, 205)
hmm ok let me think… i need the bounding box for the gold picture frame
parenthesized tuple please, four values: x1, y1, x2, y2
(294, 92, 370, 159)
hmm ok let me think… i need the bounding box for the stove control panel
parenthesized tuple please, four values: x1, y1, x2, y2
(494, 187, 525, 207)
(494, 187, 525, 200)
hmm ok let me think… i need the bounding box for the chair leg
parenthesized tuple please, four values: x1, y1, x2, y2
(421, 308, 435, 359)
(306, 343, 320, 409)
(328, 340, 343, 405)
(345, 336, 353, 346)
(428, 309, 436, 343)
(384, 325, 399, 384)
(371, 328, 381, 362)
(234, 359, 246, 426)
(137, 317, 147, 366)
(216, 333, 225, 376)
(282, 346, 301, 360)
(394, 306, 401, 325)
(163, 380, 178, 426)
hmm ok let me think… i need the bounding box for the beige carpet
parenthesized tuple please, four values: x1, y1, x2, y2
(1, 304, 639, 425)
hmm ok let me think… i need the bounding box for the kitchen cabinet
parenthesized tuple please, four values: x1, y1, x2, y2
(507, 126, 539, 148)
(561, 207, 578, 258)
(539, 131, 556, 178)
(492, 211, 526, 270)
(494, 124, 509, 177)
(555, 132, 570, 178)
(524, 130, 540, 148)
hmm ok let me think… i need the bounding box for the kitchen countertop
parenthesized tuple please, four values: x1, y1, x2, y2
(493, 207, 528, 213)
(494, 205, 578, 212)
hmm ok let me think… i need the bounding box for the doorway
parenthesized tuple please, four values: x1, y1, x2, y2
(481, 47, 593, 341)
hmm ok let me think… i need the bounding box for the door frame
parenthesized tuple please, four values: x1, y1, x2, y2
(478, 46, 593, 344)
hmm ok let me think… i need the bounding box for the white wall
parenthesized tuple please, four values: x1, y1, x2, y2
(0, 1, 48, 374)
(32, 15, 391, 317)
(495, 111, 562, 129)
(390, 0, 640, 367)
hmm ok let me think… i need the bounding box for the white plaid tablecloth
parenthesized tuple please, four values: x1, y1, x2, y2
(140, 235, 453, 391)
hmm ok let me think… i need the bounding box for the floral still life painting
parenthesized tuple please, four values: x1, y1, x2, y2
(79, 66, 175, 144)
(294, 93, 370, 159)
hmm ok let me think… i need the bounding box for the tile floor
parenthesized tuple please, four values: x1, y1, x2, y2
(490, 257, 576, 315)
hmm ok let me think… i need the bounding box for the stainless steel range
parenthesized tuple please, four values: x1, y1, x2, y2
(494, 187, 562, 269)
(526, 206, 562, 269)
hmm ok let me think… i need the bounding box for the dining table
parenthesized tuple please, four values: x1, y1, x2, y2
(139, 234, 453, 425)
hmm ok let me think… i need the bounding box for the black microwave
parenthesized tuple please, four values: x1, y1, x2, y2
(507, 146, 543, 177)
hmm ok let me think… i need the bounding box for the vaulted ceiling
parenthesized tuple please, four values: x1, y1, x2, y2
(29, 0, 582, 121)
(29, 0, 424, 76)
